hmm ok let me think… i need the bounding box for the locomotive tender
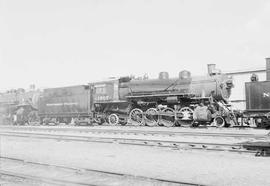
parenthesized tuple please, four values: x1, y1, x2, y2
(0, 64, 235, 127)
(38, 85, 92, 125)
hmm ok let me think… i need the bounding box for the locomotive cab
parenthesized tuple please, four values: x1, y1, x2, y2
(92, 78, 130, 125)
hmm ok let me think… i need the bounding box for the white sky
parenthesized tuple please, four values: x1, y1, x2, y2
(0, 0, 269, 91)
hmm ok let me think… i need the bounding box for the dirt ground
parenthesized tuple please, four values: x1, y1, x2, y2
(1, 135, 270, 186)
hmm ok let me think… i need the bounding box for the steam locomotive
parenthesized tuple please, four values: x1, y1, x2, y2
(0, 64, 236, 127)
(0, 88, 40, 125)
(93, 64, 235, 127)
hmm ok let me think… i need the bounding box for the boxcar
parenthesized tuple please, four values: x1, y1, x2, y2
(246, 81, 270, 112)
(244, 81, 270, 128)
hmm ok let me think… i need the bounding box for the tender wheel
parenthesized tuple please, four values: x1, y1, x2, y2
(129, 108, 144, 126)
(43, 118, 50, 125)
(85, 118, 92, 126)
(145, 108, 159, 127)
(95, 117, 106, 125)
(108, 114, 119, 125)
(214, 116, 225, 127)
(159, 108, 175, 127)
(120, 120, 127, 126)
(178, 107, 194, 127)
(73, 118, 79, 126)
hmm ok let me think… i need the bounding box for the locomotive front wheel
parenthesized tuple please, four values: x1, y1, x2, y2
(179, 107, 193, 120)
(108, 114, 119, 125)
(214, 116, 225, 127)
(145, 108, 159, 127)
(129, 108, 144, 126)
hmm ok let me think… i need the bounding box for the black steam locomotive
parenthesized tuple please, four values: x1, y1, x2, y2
(93, 64, 235, 127)
(0, 88, 40, 125)
(0, 64, 236, 127)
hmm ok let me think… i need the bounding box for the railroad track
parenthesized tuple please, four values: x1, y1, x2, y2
(0, 156, 203, 186)
(0, 130, 257, 154)
(0, 125, 268, 139)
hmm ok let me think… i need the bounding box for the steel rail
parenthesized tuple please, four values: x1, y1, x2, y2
(0, 130, 255, 154)
(0, 125, 267, 139)
(0, 170, 93, 186)
(0, 156, 204, 186)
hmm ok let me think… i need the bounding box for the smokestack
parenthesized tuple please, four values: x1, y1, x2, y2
(266, 58, 270, 81)
(207, 64, 216, 76)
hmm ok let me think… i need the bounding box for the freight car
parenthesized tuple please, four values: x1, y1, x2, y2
(241, 58, 270, 128)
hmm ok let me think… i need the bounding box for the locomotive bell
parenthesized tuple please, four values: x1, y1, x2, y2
(207, 64, 215, 76)
(158, 72, 169, 80)
(179, 70, 191, 80)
